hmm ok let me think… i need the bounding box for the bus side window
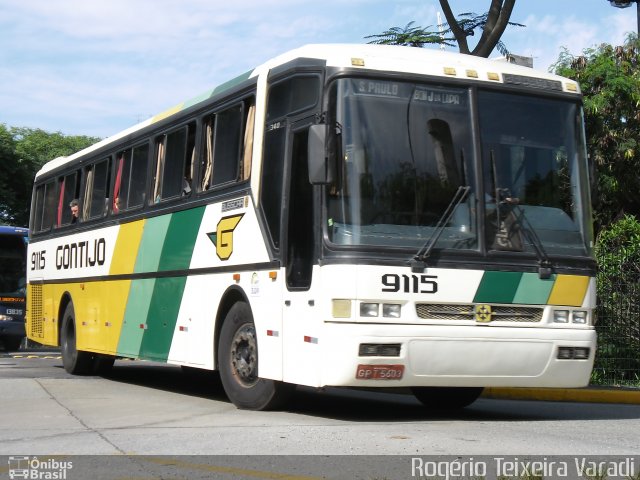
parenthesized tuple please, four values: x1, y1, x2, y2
(200, 98, 254, 192)
(113, 151, 127, 214)
(57, 171, 80, 227)
(83, 158, 111, 220)
(32, 181, 56, 233)
(113, 143, 149, 213)
(154, 123, 195, 202)
(130, 143, 150, 208)
(212, 105, 241, 188)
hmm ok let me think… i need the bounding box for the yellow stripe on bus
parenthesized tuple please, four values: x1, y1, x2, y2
(73, 280, 131, 355)
(547, 274, 590, 307)
(110, 220, 145, 275)
(151, 103, 184, 123)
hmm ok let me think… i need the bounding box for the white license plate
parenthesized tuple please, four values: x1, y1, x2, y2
(356, 364, 404, 380)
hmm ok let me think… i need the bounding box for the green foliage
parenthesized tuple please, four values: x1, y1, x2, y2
(592, 215, 640, 385)
(553, 34, 640, 232)
(0, 124, 99, 227)
(365, 21, 455, 48)
(365, 1, 523, 57)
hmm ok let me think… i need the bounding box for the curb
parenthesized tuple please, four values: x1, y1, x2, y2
(482, 387, 640, 405)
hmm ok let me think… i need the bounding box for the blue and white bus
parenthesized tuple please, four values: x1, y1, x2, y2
(0, 225, 28, 351)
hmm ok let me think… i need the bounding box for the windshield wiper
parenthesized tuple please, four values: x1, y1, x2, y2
(411, 185, 471, 272)
(508, 199, 553, 279)
(489, 150, 553, 279)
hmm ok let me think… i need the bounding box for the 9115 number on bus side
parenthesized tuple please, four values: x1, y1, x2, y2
(381, 274, 438, 294)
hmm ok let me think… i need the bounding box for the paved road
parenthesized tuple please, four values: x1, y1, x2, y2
(1, 351, 639, 479)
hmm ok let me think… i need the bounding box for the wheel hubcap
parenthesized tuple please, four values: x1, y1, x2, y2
(230, 324, 258, 387)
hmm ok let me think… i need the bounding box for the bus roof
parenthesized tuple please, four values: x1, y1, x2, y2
(36, 43, 580, 179)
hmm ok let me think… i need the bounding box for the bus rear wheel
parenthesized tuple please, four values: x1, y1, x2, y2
(218, 302, 293, 410)
(60, 303, 94, 375)
(411, 386, 484, 409)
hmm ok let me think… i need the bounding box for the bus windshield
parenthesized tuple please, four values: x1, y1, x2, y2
(478, 91, 593, 257)
(326, 78, 477, 251)
(0, 231, 27, 296)
(325, 77, 593, 258)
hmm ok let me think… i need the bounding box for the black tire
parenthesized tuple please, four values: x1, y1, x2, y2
(412, 386, 484, 409)
(60, 303, 94, 375)
(218, 302, 294, 410)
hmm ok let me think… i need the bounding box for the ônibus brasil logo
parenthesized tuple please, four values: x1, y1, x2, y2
(8, 456, 73, 479)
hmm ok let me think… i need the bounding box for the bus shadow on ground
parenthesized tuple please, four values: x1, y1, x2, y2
(98, 361, 640, 423)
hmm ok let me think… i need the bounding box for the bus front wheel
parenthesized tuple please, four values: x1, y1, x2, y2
(411, 386, 484, 409)
(60, 303, 94, 375)
(218, 302, 293, 410)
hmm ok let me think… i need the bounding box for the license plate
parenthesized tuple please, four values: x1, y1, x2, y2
(356, 364, 404, 380)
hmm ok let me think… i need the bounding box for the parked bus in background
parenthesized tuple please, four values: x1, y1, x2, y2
(26, 44, 596, 410)
(0, 225, 28, 351)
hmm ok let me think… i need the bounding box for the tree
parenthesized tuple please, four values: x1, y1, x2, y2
(592, 214, 640, 385)
(0, 125, 20, 224)
(366, 0, 523, 58)
(365, 21, 455, 48)
(439, 0, 519, 57)
(553, 34, 640, 231)
(0, 125, 99, 227)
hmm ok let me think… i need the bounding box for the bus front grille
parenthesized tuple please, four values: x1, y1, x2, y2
(415, 303, 543, 323)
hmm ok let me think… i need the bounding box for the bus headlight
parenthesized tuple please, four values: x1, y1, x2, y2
(360, 303, 379, 317)
(553, 310, 569, 323)
(572, 311, 588, 324)
(382, 304, 401, 318)
(359, 303, 402, 318)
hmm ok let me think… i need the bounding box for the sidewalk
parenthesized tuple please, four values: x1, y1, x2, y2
(483, 386, 640, 405)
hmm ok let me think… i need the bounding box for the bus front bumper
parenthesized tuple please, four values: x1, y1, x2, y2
(318, 323, 596, 389)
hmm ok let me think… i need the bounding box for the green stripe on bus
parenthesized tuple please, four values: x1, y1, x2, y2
(117, 278, 156, 357)
(512, 272, 556, 305)
(473, 271, 523, 304)
(157, 207, 205, 271)
(134, 215, 172, 273)
(137, 207, 205, 361)
(139, 276, 187, 361)
(211, 70, 253, 96)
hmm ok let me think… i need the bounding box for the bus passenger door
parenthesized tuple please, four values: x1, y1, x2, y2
(282, 120, 322, 387)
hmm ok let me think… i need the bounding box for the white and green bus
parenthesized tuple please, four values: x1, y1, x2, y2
(27, 44, 596, 410)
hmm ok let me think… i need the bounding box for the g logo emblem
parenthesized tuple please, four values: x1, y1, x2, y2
(208, 214, 244, 260)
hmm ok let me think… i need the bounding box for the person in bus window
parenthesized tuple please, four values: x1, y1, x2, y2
(69, 199, 79, 223)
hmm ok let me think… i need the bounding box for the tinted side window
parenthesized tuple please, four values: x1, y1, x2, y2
(212, 106, 242, 186)
(201, 98, 255, 192)
(32, 185, 45, 232)
(114, 143, 149, 213)
(153, 123, 195, 202)
(58, 171, 80, 226)
(260, 126, 286, 249)
(83, 158, 111, 220)
(266, 76, 320, 121)
(32, 182, 56, 233)
(130, 144, 149, 207)
(42, 181, 57, 232)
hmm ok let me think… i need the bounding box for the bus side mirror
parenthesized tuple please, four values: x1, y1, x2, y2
(308, 124, 334, 185)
